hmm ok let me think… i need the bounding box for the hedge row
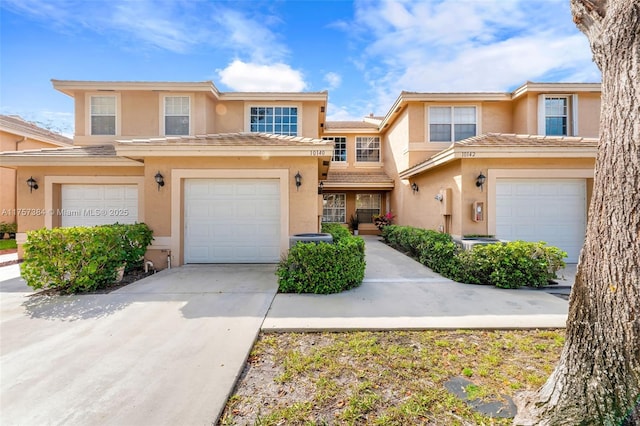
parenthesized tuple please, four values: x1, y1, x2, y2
(276, 223, 365, 294)
(381, 225, 566, 289)
(21, 223, 153, 294)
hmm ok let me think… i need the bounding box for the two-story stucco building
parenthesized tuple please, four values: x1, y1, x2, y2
(0, 80, 600, 265)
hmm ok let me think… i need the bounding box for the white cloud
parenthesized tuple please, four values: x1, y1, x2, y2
(349, 0, 601, 113)
(217, 60, 307, 92)
(326, 103, 363, 121)
(324, 72, 342, 89)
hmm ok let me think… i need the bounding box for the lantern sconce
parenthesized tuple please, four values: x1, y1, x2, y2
(411, 182, 419, 193)
(476, 172, 486, 192)
(26, 176, 38, 193)
(154, 171, 165, 191)
(318, 181, 324, 195)
(295, 171, 302, 191)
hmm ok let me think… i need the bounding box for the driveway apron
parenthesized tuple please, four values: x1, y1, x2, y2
(0, 264, 278, 426)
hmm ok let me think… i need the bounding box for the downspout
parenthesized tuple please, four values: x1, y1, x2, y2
(12, 137, 27, 222)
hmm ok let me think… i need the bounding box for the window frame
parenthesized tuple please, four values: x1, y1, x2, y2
(162, 95, 191, 136)
(355, 136, 381, 163)
(246, 104, 301, 136)
(322, 193, 347, 223)
(538, 94, 578, 136)
(355, 193, 381, 223)
(88, 94, 119, 136)
(427, 105, 478, 142)
(322, 136, 347, 162)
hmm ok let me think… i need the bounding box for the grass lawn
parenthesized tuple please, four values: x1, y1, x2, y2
(0, 239, 17, 251)
(219, 330, 563, 425)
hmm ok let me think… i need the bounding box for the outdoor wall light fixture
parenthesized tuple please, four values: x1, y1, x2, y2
(155, 171, 165, 191)
(318, 181, 324, 195)
(476, 172, 486, 192)
(434, 193, 443, 202)
(295, 171, 302, 191)
(411, 182, 419, 193)
(26, 176, 38, 193)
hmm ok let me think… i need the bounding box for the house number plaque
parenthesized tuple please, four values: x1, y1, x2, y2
(310, 150, 327, 156)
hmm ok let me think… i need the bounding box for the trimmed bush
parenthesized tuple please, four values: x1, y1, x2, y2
(21, 223, 153, 294)
(277, 236, 365, 294)
(321, 222, 352, 244)
(381, 224, 566, 289)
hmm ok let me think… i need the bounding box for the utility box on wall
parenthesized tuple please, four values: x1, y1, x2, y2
(472, 201, 484, 222)
(440, 188, 452, 216)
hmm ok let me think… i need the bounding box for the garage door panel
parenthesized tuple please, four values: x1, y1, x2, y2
(61, 184, 138, 227)
(184, 179, 280, 263)
(496, 178, 585, 262)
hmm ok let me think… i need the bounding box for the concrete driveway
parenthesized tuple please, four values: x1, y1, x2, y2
(0, 264, 278, 426)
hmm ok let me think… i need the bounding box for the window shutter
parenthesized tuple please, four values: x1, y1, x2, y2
(572, 94, 579, 136)
(537, 94, 546, 135)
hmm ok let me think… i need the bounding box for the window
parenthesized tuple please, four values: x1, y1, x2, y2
(164, 96, 190, 136)
(545, 97, 568, 136)
(538, 95, 577, 136)
(322, 193, 346, 223)
(90, 96, 116, 135)
(250, 106, 298, 136)
(323, 136, 347, 162)
(356, 136, 380, 162)
(429, 106, 476, 142)
(355, 194, 381, 223)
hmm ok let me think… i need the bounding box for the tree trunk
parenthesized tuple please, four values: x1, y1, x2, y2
(514, 1, 640, 424)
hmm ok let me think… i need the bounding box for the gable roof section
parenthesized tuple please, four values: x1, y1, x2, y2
(324, 121, 380, 131)
(0, 144, 142, 167)
(0, 115, 72, 147)
(399, 133, 598, 179)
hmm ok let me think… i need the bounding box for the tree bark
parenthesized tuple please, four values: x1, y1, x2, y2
(514, 1, 640, 424)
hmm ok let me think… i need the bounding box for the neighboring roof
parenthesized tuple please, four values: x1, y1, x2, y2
(399, 133, 598, 179)
(0, 115, 72, 147)
(116, 132, 331, 147)
(0, 145, 142, 167)
(323, 171, 395, 189)
(324, 121, 380, 131)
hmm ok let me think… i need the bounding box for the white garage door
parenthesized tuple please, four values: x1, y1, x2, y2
(61, 185, 138, 227)
(184, 179, 280, 263)
(495, 179, 586, 262)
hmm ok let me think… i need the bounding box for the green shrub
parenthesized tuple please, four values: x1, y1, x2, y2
(21, 223, 153, 294)
(381, 225, 566, 289)
(277, 236, 365, 294)
(321, 222, 352, 244)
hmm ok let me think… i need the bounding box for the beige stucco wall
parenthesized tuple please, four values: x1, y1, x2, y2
(402, 157, 595, 238)
(480, 101, 513, 133)
(577, 93, 601, 137)
(120, 91, 159, 136)
(1, 131, 71, 224)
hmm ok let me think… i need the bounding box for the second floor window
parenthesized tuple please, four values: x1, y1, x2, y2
(165, 96, 190, 136)
(356, 136, 380, 162)
(544, 97, 568, 136)
(250, 106, 298, 136)
(90, 96, 116, 135)
(323, 136, 347, 162)
(429, 106, 476, 142)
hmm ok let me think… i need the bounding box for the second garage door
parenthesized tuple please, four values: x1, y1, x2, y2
(184, 179, 281, 263)
(495, 179, 586, 262)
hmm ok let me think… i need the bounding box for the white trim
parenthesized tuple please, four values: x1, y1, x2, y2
(86, 93, 121, 136)
(170, 169, 290, 266)
(44, 176, 145, 229)
(538, 94, 576, 136)
(425, 104, 481, 142)
(572, 94, 579, 136)
(487, 168, 593, 236)
(160, 94, 192, 136)
(244, 102, 303, 136)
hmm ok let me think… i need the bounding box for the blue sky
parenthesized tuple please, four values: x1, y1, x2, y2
(0, 0, 601, 136)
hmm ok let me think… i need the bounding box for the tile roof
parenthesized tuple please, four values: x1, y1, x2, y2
(326, 171, 394, 184)
(324, 121, 379, 130)
(454, 133, 598, 148)
(0, 115, 73, 146)
(116, 132, 331, 146)
(0, 144, 117, 157)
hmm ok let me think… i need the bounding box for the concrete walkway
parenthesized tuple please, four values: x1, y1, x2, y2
(262, 235, 571, 330)
(0, 236, 572, 425)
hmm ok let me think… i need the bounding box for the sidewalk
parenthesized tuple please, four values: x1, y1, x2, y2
(262, 236, 571, 330)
